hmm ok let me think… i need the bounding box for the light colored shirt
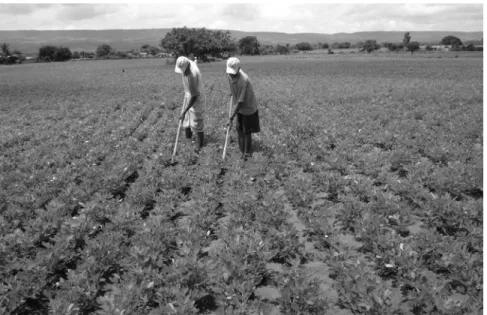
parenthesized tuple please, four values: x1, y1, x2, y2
(182, 60, 205, 113)
(228, 70, 258, 115)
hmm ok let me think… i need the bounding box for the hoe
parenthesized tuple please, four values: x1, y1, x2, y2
(222, 96, 233, 160)
(169, 97, 188, 165)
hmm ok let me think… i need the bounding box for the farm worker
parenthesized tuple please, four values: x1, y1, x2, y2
(226, 57, 260, 159)
(174, 56, 206, 153)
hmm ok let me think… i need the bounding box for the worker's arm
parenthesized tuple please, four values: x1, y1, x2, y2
(179, 95, 198, 120)
(230, 102, 243, 120)
(179, 74, 199, 120)
(227, 101, 243, 127)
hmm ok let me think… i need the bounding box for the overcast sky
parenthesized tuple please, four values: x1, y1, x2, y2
(0, 2, 483, 33)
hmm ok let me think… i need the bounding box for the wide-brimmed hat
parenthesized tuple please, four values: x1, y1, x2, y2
(175, 56, 190, 74)
(226, 57, 240, 74)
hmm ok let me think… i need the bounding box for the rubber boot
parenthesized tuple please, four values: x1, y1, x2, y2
(195, 132, 204, 153)
(237, 130, 245, 155)
(244, 133, 252, 160)
(185, 127, 193, 139)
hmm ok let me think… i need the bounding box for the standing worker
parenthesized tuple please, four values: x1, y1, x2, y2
(226, 57, 260, 160)
(175, 56, 206, 153)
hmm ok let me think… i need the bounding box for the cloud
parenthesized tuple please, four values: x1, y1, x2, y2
(343, 3, 483, 23)
(327, 3, 483, 33)
(57, 4, 121, 21)
(0, 3, 482, 33)
(179, 5, 196, 15)
(271, 23, 284, 31)
(294, 25, 307, 33)
(220, 4, 260, 21)
(208, 20, 229, 30)
(0, 3, 55, 15)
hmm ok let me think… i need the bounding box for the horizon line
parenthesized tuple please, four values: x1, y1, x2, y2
(0, 28, 483, 35)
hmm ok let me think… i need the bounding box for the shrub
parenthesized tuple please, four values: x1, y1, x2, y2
(96, 44, 113, 58)
(275, 45, 290, 55)
(295, 42, 313, 51)
(440, 35, 463, 47)
(239, 36, 261, 55)
(54, 47, 72, 61)
(363, 40, 380, 53)
(38, 45, 58, 61)
(406, 41, 420, 54)
(38, 46, 72, 62)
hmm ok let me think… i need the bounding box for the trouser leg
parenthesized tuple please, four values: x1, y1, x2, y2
(244, 133, 252, 157)
(183, 110, 192, 139)
(185, 127, 192, 139)
(195, 132, 204, 153)
(237, 129, 245, 154)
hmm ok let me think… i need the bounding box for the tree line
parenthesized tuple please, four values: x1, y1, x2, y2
(0, 43, 26, 64)
(160, 29, 482, 56)
(0, 30, 482, 65)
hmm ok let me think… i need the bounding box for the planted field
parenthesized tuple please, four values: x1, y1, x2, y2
(0, 54, 483, 315)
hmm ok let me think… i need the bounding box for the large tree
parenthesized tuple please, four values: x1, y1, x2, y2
(96, 44, 113, 58)
(238, 36, 260, 55)
(440, 35, 463, 48)
(161, 27, 236, 57)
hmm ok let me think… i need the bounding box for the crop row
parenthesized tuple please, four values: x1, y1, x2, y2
(1, 56, 483, 314)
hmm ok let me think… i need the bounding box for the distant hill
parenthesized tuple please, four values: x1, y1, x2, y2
(0, 29, 482, 54)
(234, 31, 483, 46)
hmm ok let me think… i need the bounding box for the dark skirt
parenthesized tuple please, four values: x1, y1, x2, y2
(236, 110, 260, 134)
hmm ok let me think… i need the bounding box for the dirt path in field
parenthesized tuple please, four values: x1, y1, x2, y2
(151, 138, 432, 314)
(166, 173, 348, 314)
(167, 161, 363, 314)
(277, 168, 428, 315)
(279, 195, 355, 315)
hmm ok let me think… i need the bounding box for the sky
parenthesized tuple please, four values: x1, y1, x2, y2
(0, 2, 483, 34)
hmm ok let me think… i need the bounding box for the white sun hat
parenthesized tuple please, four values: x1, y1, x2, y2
(226, 57, 240, 74)
(175, 56, 190, 74)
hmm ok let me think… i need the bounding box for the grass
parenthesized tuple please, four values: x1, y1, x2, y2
(0, 53, 483, 315)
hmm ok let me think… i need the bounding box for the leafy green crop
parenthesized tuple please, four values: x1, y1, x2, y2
(0, 53, 482, 314)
